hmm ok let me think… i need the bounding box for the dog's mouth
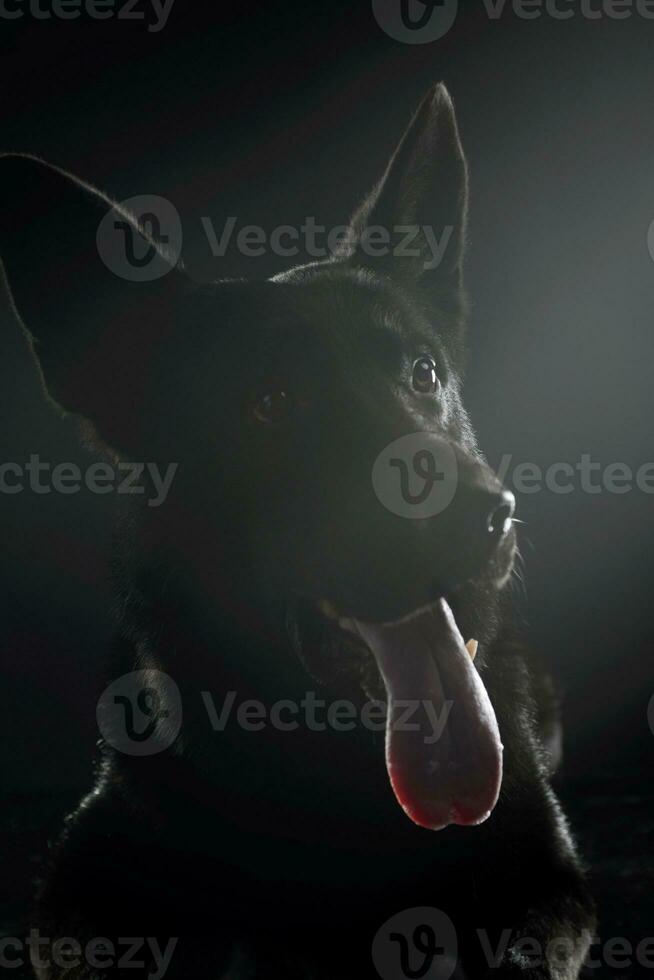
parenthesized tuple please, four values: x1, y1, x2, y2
(291, 594, 503, 833)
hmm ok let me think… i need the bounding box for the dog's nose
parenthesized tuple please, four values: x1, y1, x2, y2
(485, 490, 515, 544)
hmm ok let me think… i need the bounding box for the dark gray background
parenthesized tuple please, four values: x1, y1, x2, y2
(1, 0, 653, 970)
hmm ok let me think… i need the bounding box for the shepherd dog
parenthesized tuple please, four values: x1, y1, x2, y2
(0, 83, 595, 979)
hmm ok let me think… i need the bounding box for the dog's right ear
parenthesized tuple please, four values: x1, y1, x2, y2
(0, 154, 183, 455)
(337, 83, 468, 313)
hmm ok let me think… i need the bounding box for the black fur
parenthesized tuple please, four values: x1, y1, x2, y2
(1, 83, 595, 979)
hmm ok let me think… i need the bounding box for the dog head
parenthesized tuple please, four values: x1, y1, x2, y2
(0, 84, 516, 830)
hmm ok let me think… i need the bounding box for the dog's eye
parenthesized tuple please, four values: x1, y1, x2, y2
(253, 389, 294, 424)
(411, 356, 440, 394)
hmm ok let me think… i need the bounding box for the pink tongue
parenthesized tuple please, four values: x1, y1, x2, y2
(352, 599, 503, 831)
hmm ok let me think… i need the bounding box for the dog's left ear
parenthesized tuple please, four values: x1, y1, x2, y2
(338, 83, 468, 303)
(0, 154, 183, 456)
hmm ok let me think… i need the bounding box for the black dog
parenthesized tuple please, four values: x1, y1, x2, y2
(1, 84, 595, 979)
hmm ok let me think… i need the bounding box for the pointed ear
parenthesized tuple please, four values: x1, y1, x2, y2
(0, 154, 183, 455)
(339, 83, 468, 302)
